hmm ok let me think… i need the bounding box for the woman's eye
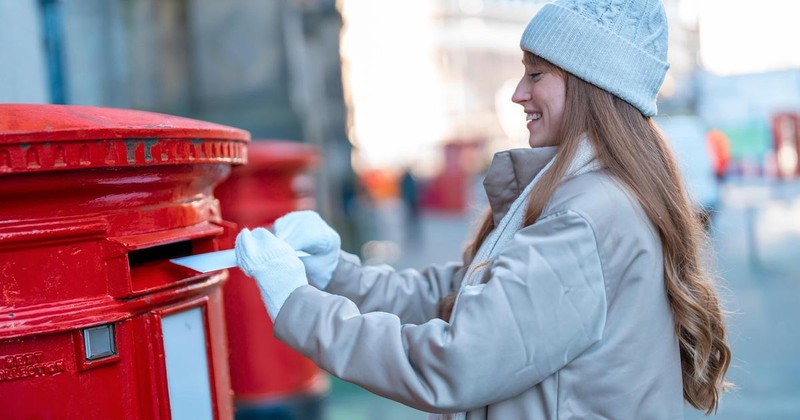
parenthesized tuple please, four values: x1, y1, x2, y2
(528, 72, 542, 80)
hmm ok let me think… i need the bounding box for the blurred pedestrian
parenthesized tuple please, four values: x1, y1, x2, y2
(400, 167, 421, 244)
(234, 0, 732, 418)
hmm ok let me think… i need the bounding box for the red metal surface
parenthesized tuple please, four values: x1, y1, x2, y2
(0, 104, 247, 174)
(0, 104, 249, 419)
(420, 143, 470, 213)
(772, 112, 800, 178)
(214, 140, 328, 403)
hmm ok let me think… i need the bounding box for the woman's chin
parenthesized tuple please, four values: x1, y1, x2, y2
(528, 133, 559, 148)
(528, 138, 548, 148)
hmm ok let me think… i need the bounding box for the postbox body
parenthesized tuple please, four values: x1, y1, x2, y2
(0, 104, 249, 419)
(214, 141, 327, 416)
(772, 112, 800, 178)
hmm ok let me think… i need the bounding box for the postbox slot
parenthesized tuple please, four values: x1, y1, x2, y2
(109, 222, 225, 296)
(128, 240, 194, 268)
(126, 237, 216, 295)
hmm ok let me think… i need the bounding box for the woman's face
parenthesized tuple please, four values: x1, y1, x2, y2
(511, 57, 566, 148)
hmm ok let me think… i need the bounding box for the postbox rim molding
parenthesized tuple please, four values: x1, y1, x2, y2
(109, 221, 224, 251)
(0, 219, 224, 267)
(0, 104, 250, 143)
(0, 137, 248, 174)
(0, 104, 250, 174)
(0, 273, 226, 340)
(0, 217, 109, 251)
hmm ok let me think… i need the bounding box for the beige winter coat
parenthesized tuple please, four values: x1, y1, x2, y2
(273, 147, 684, 419)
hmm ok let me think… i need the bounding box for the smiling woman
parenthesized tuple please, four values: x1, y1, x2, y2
(233, 1, 732, 419)
(511, 54, 566, 148)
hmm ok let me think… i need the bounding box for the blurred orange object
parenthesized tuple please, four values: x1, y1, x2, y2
(706, 129, 731, 179)
(360, 169, 399, 201)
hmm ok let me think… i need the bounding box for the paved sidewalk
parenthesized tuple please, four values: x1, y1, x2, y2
(325, 201, 478, 420)
(685, 179, 800, 419)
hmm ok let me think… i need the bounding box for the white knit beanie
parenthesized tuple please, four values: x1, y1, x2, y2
(520, 0, 670, 117)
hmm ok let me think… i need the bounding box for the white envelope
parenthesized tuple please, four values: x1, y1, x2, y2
(170, 249, 309, 273)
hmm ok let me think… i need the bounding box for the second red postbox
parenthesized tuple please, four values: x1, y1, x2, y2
(215, 140, 328, 419)
(772, 112, 800, 178)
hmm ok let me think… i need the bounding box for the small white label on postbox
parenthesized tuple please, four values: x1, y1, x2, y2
(84, 324, 117, 360)
(161, 307, 213, 420)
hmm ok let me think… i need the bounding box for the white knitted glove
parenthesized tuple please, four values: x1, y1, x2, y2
(274, 211, 341, 290)
(235, 227, 307, 321)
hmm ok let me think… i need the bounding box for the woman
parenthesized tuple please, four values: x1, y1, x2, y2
(235, 0, 731, 418)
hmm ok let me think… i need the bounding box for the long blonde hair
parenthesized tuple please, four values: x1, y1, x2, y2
(440, 52, 731, 413)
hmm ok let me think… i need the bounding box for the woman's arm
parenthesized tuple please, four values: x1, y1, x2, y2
(273, 210, 607, 413)
(324, 251, 464, 325)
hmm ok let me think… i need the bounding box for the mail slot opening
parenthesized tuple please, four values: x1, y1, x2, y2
(125, 236, 217, 296)
(128, 240, 194, 268)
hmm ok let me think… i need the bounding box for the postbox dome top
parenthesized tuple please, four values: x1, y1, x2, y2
(0, 104, 249, 173)
(0, 104, 249, 143)
(245, 140, 318, 169)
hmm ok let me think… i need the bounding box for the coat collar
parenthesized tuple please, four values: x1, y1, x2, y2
(483, 146, 558, 225)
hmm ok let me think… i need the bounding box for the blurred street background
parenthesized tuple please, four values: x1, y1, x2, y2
(324, 177, 800, 420)
(2, 0, 799, 418)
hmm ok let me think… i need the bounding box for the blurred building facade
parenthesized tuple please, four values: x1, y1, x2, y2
(2, 0, 798, 222)
(0, 0, 356, 243)
(335, 0, 712, 217)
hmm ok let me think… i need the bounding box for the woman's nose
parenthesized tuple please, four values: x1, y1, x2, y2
(511, 80, 529, 104)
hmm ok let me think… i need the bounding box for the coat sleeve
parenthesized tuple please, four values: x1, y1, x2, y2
(273, 210, 607, 413)
(322, 251, 464, 324)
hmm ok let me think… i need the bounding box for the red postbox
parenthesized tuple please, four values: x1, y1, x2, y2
(772, 112, 800, 178)
(421, 141, 483, 213)
(214, 140, 328, 418)
(0, 104, 248, 419)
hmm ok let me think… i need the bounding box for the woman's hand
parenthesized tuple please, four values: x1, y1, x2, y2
(274, 210, 341, 289)
(235, 227, 307, 320)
